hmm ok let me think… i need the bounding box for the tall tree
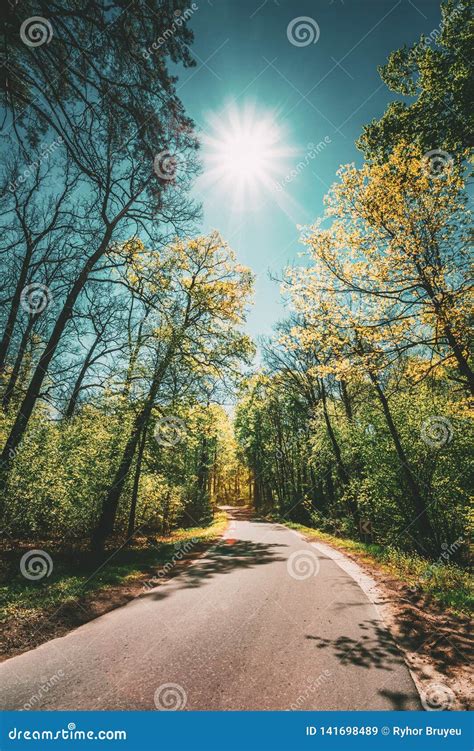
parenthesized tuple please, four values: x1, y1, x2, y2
(357, 0, 473, 160)
(294, 143, 473, 396)
(92, 233, 253, 553)
(0, 1, 200, 484)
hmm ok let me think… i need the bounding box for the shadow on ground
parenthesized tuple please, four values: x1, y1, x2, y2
(306, 620, 421, 709)
(145, 539, 288, 601)
(305, 619, 402, 671)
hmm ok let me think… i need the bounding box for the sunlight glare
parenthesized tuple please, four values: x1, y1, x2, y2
(201, 104, 294, 210)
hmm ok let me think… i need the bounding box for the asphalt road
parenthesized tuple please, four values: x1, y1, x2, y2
(0, 508, 420, 710)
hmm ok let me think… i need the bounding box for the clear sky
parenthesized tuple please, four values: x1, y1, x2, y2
(175, 0, 442, 342)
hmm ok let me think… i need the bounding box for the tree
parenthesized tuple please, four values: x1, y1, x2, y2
(91, 233, 253, 553)
(357, 0, 473, 161)
(0, 1, 200, 484)
(295, 143, 473, 396)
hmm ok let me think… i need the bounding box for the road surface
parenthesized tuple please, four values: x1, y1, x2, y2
(0, 508, 420, 710)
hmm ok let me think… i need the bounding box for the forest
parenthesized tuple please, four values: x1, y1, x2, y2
(0, 0, 472, 649)
(236, 139, 472, 562)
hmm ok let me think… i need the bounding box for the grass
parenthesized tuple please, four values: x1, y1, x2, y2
(278, 520, 473, 616)
(0, 511, 228, 627)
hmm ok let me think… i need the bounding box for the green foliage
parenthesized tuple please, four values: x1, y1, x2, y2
(0, 231, 253, 546)
(236, 370, 472, 564)
(0, 400, 239, 540)
(0, 513, 228, 627)
(235, 374, 314, 519)
(1, 405, 130, 537)
(358, 0, 474, 160)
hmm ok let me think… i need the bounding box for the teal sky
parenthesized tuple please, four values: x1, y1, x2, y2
(176, 0, 442, 341)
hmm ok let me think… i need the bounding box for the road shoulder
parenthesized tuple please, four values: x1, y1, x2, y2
(277, 519, 473, 711)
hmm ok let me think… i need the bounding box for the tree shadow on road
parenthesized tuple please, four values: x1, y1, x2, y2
(143, 539, 288, 602)
(377, 689, 418, 710)
(305, 620, 421, 709)
(305, 619, 402, 671)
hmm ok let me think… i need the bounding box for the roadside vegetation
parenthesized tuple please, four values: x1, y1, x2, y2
(0, 512, 228, 659)
(279, 521, 473, 615)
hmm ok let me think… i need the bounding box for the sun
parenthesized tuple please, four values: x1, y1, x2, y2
(200, 104, 293, 208)
(212, 115, 280, 183)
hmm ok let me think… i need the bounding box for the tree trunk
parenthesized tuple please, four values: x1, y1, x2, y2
(320, 381, 360, 526)
(369, 371, 436, 546)
(340, 379, 353, 421)
(0, 230, 113, 486)
(127, 424, 147, 539)
(423, 279, 474, 395)
(320, 381, 349, 485)
(91, 344, 176, 554)
(442, 321, 474, 395)
(253, 473, 261, 510)
(0, 246, 33, 374)
(65, 335, 101, 418)
(1, 317, 35, 412)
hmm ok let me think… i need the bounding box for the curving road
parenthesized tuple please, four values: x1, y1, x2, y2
(0, 508, 420, 710)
